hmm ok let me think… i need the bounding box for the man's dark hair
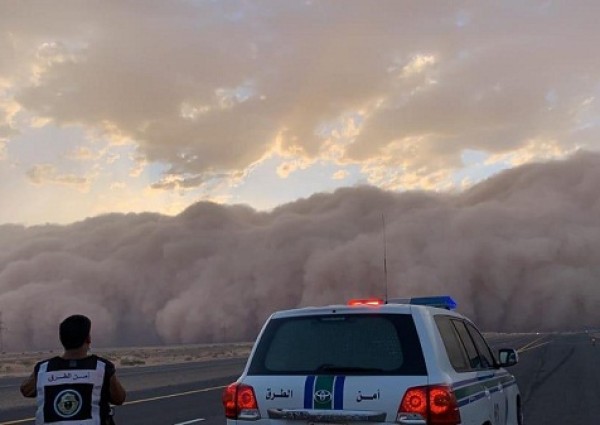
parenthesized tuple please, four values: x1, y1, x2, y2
(59, 315, 91, 350)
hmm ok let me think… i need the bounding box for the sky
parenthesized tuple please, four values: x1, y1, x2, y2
(1, 0, 599, 225)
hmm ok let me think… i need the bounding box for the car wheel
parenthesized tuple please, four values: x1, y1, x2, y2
(517, 397, 524, 425)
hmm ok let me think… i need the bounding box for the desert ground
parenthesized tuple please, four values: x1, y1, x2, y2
(0, 342, 253, 377)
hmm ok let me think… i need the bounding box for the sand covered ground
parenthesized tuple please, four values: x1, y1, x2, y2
(0, 342, 253, 378)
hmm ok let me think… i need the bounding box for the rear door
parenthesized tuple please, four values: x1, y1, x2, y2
(465, 322, 508, 425)
(242, 312, 429, 425)
(435, 315, 490, 425)
(453, 319, 502, 425)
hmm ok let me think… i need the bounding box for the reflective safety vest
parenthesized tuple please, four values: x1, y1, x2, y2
(35, 357, 107, 425)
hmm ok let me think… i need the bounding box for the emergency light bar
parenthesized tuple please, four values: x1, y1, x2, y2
(347, 296, 457, 310)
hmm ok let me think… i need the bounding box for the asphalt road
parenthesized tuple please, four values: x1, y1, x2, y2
(505, 332, 600, 423)
(0, 358, 247, 425)
(1, 333, 598, 424)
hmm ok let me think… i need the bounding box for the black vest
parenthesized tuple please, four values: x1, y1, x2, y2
(35, 356, 109, 425)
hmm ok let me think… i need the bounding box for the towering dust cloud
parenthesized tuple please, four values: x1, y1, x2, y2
(1, 152, 600, 350)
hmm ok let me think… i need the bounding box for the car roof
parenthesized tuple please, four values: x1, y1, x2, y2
(269, 302, 466, 319)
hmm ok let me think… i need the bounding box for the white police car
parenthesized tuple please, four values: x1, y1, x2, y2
(223, 296, 522, 425)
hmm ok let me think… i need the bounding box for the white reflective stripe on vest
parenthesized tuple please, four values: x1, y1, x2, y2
(35, 360, 106, 425)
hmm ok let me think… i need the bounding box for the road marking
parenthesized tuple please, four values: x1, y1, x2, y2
(517, 335, 547, 353)
(0, 385, 225, 425)
(0, 418, 33, 425)
(124, 384, 226, 405)
(519, 341, 551, 353)
(174, 419, 206, 425)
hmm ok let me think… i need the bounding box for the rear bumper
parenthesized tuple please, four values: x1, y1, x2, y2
(267, 409, 387, 423)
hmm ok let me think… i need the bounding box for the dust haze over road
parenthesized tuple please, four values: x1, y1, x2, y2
(1, 152, 600, 350)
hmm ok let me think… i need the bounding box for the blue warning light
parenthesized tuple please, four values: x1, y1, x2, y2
(409, 296, 457, 310)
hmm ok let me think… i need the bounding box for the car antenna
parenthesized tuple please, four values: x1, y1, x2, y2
(381, 213, 389, 303)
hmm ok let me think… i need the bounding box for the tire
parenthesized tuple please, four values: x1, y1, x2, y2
(517, 397, 524, 425)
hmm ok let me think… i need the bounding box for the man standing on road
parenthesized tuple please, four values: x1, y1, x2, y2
(19, 314, 126, 425)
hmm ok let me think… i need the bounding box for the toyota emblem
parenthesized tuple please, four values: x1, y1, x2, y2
(314, 389, 332, 403)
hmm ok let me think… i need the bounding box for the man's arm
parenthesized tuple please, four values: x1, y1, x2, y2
(109, 374, 126, 405)
(20, 372, 36, 398)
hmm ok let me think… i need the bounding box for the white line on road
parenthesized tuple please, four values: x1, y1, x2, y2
(517, 335, 548, 353)
(124, 384, 226, 405)
(519, 341, 551, 353)
(174, 418, 206, 425)
(0, 419, 32, 425)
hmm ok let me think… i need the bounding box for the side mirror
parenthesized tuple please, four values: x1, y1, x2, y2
(498, 348, 519, 367)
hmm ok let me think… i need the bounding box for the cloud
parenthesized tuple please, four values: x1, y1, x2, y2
(1, 152, 600, 350)
(109, 181, 125, 190)
(332, 170, 349, 180)
(26, 164, 90, 189)
(1, 1, 599, 192)
(66, 146, 103, 161)
(397, 54, 437, 79)
(276, 157, 313, 178)
(150, 174, 207, 191)
(0, 88, 19, 143)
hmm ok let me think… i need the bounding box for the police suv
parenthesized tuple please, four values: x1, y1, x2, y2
(223, 296, 522, 425)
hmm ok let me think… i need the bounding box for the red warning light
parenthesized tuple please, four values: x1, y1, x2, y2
(347, 298, 385, 306)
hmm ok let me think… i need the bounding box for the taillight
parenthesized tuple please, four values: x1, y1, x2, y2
(428, 386, 457, 418)
(398, 385, 460, 425)
(399, 387, 428, 418)
(222, 383, 261, 420)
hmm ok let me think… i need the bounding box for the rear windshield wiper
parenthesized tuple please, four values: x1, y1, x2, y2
(315, 364, 385, 374)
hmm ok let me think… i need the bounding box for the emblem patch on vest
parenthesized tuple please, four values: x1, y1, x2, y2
(54, 389, 83, 418)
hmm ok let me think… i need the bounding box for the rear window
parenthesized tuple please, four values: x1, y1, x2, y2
(248, 313, 427, 376)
